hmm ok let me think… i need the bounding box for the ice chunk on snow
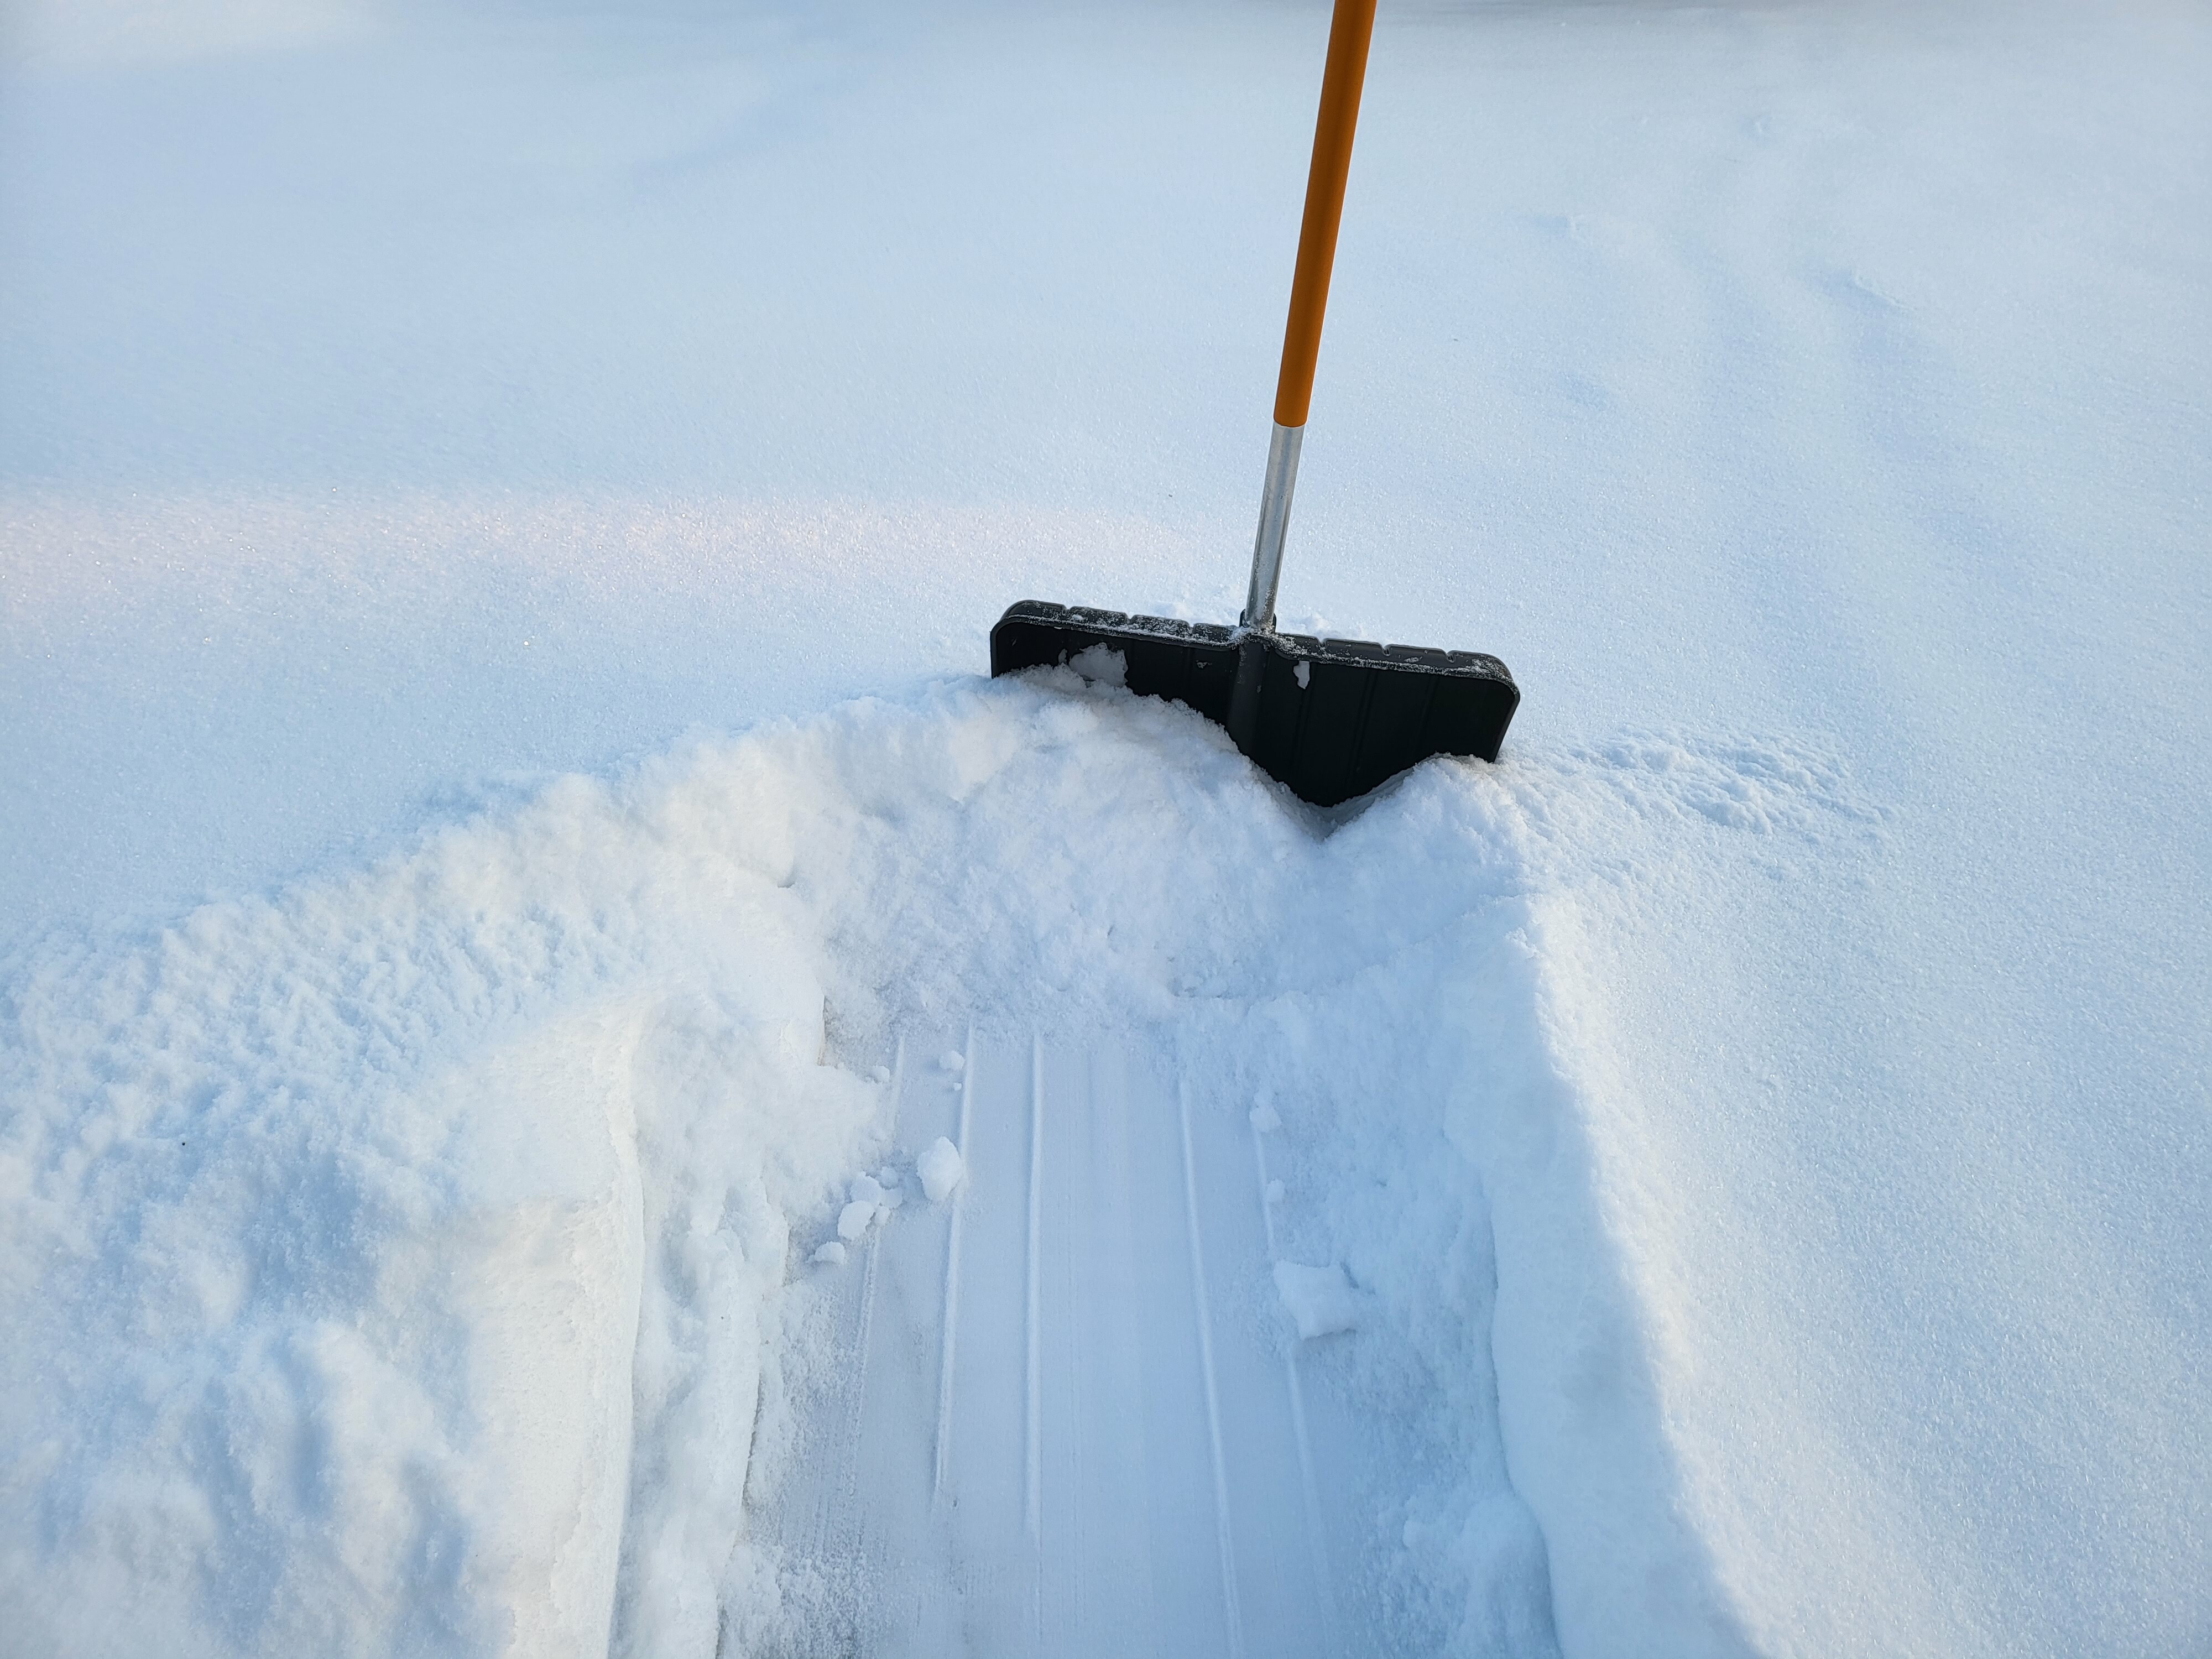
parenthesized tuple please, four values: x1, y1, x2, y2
(837, 1199, 877, 1241)
(1250, 1102, 1281, 1133)
(1066, 643, 1128, 687)
(1274, 1261, 1360, 1339)
(1265, 1178, 1286, 1204)
(849, 1173, 884, 1207)
(919, 1135, 966, 1203)
(811, 1241, 847, 1267)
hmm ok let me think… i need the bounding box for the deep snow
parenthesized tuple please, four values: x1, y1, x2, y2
(0, 675, 1871, 1655)
(4, 0, 2210, 1654)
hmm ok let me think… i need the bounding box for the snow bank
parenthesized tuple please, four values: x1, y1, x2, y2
(0, 719, 882, 1655)
(0, 668, 1881, 1655)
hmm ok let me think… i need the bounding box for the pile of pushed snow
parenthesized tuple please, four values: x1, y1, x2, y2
(0, 668, 1871, 1656)
(0, 740, 883, 1656)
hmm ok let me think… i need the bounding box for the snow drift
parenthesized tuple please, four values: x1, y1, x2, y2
(0, 672, 1873, 1655)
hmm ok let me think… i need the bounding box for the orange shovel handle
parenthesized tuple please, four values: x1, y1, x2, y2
(1273, 0, 1377, 430)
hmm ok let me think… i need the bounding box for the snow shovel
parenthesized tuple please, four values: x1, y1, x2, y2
(990, 0, 1518, 807)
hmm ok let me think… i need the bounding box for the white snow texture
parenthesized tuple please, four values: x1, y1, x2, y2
(2, 678, 1672, 1655)
(4, 0, 2209, 1655)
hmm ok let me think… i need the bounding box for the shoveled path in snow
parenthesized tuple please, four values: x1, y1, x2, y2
(768, 1032, 1357, 1657)
(0, 671, 1914, 1657)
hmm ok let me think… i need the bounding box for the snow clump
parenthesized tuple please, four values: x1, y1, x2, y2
(918, 1136, 967, 1203)
(1065, 644, 1128, 688)
(1274, 1261, 1361, 1340)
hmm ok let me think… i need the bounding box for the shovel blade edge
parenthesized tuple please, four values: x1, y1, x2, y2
(989, 600, 1518, 807)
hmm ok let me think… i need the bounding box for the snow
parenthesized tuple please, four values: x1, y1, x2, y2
(3, 0, 2210, 1655)
(1274, 1261, 1363, 1341)
(917, 1136, 966, 1204)
(758, 1026, 1514, 1655)
(1066, 643, 1130, 687)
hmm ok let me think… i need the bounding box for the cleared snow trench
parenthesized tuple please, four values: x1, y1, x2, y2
(762, 1031, 1383, 1657)
(2, 680, 1858, 1657)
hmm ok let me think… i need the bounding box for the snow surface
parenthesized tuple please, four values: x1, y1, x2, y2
(758, 1027, 1499, 1657)
(4, 0, 2210, 1654)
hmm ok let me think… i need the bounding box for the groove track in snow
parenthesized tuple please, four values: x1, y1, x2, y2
(763, 1031, 1378, 1657)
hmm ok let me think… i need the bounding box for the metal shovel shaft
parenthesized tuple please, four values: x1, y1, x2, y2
(1241, 421, 1303, 632)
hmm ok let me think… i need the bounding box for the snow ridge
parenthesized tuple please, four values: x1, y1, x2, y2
(0, 674, 1869, 1655)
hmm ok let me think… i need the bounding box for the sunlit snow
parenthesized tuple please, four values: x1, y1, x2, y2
(3, 0, 2207, 1655)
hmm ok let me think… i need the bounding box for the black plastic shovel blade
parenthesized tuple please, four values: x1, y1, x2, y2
(989, 600, 1518, 807)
